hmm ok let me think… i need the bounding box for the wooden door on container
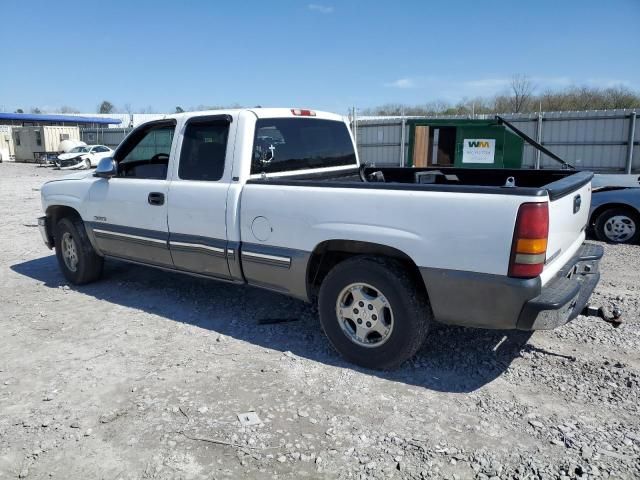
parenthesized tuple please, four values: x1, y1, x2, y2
(412, 125, 430, 167)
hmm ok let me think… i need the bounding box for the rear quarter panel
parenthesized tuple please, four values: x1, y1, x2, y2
(240, 184, 544, 276)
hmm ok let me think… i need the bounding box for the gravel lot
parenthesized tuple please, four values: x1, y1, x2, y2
(1, 162, 638, 479)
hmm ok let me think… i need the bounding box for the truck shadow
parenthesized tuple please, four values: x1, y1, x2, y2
(12, 255, 535, 394)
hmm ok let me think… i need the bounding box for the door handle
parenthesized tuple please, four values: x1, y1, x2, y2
(148, 192, 165, 206)
(573, 194, 581, 213)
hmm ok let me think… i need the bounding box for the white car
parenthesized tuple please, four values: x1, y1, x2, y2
(38, 108, 607, 369)
(56, 145, 113, 170)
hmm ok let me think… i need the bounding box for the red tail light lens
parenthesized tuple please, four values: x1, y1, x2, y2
(291, 109, 316, 117)
(509, 202, 549, 278)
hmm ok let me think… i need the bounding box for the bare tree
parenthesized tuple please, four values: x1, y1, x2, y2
(510, 74, 534, 113)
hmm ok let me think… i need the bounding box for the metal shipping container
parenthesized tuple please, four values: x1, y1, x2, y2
(12, 126, 80, 162)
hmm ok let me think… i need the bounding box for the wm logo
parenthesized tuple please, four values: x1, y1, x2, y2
(468, 141, 490, 148)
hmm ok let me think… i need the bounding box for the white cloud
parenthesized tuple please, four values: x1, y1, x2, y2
(384, 78, 416, 89)
(308, 4, 334, 14)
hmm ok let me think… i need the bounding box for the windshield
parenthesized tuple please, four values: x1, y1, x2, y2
(69, 146, 89, 153)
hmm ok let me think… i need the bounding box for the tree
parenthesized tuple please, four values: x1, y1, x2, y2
(30, 107, 42, 114)
(15, 108, 24, 114)
(364, 82, 640, 117)
(175, 106, 184, 113)
(509, 74, 534, 113)
(98, 101, 115, 114)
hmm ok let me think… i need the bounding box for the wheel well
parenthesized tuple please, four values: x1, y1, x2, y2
(306, 240, 427, 300)
(590, 203, 639, 225)
(45, 205, 81, 240)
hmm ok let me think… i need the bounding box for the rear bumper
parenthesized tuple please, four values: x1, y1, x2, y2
(419, 243, 603, 330)
(516, 243, 603, 330)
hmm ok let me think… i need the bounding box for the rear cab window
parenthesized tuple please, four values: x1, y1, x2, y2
(178, 118, 230, 181)
(251, 118, 356, 175)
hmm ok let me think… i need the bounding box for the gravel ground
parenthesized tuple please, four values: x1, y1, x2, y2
(0, 162, 638, 480)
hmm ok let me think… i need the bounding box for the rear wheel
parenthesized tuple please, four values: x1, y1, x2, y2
(54, 217, 104, 284)
(594, 207, 640, 244)
(318, 256, 431, 369)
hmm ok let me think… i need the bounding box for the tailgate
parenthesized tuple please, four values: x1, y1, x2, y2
(542, 173, 593, 284)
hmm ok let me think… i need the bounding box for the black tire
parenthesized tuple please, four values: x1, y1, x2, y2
(594, 207, 640, 244)
(54, 217, 104, 284)
(318, 256, 431, 369)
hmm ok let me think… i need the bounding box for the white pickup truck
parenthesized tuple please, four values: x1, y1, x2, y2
(39, 108, 605, 369)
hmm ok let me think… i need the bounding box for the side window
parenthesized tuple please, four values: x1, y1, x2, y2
(251, 118, 357, 174)
(178, 120, 229, 181)
(116, 123, 175, 179)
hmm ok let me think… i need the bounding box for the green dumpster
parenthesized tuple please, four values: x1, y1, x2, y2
(407, 119, 524, 169)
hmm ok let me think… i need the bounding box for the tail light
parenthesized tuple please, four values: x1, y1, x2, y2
(508, 202, 549, 278)
(291, 108, 316, 117)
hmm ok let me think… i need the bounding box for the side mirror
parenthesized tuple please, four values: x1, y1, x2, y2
(94, 157, 117, 178)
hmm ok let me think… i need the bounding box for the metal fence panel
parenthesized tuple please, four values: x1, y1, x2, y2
(354, 110, 639, 173)
(80, 128, 133, 149)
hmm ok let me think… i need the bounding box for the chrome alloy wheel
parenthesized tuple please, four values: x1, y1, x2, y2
(335, 282, 394, 348)
(61, 232, 79, 272)
(604, 215, 636, 242)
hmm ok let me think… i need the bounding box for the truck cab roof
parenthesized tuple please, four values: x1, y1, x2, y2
(149, 108, 346, 124)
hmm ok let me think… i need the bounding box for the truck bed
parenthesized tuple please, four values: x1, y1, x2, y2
(249, 167, 593, 201)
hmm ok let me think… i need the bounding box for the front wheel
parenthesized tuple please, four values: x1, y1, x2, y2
(54, 217, 104, 284)
(594, 208, 640, 244)
(84, 158, 92, 169)
(318, 256, 431, 369)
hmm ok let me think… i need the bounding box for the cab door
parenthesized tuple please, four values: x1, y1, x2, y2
(167, 115, 235, 279)
(85, 120, 176, 266)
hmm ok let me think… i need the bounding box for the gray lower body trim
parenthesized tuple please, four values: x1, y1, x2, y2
(104, 254, 244, 285)
(241, 242, 311, 301)
(87, 222, 172, 267)
(168, 232, 231, 278)
(226, 241, 243, 281)
(419, 267, 540, 329)
(85, 220, 312, 300)
(86, 222, 311, 300)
